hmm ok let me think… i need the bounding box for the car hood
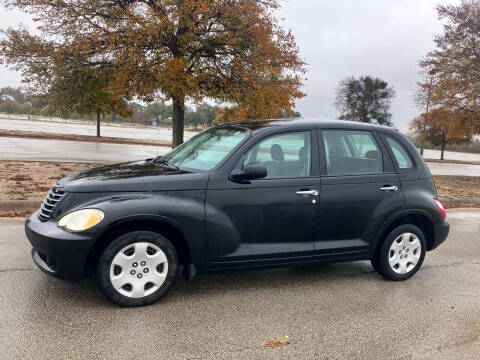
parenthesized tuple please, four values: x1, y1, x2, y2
(57, 160, 209, 193)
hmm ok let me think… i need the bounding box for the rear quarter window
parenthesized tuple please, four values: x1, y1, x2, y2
(385, 136, 414, 170)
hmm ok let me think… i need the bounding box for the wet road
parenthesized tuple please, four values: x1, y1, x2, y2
(0, 209, 479, 359)
(2, 118, 480, 162)
(426, 161, 480, 176)
(423, 149, 480, 162)
(1, 136, 479, 176)
(0, 136, 170, 162)
(0, 118, 198, 142)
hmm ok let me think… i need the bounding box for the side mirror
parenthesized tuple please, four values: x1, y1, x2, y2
(230, 162, 267, 182)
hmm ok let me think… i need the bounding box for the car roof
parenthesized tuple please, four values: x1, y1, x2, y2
(222, 118, 398, 134)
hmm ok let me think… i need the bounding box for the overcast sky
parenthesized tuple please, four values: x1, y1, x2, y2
(0, 0, 458, 131)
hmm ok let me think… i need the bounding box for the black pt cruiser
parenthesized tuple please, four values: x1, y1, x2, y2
(25, 119, 450, 307)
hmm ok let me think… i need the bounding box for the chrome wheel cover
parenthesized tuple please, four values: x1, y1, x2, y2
(388, 233, 422, 274)
(109, 242, 168, 298)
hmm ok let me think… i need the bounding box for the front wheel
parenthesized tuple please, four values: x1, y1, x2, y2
(372, 224, 426, 281)
(96, 231, 179, 307)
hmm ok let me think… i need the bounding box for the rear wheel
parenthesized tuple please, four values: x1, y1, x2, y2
(96, 231, 179, 307)
(372, 224, 426, 281)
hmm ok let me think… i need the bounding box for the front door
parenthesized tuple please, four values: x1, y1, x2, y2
(315, 129, 404, 257)
(205, 130, 320, 270)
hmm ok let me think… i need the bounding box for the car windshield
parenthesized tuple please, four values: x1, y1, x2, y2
(161, 126, 249, 171)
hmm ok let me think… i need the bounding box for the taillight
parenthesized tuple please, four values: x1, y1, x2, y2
(433, 199, 446, 219)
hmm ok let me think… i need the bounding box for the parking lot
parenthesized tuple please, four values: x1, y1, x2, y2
(1, 209, 479, 359)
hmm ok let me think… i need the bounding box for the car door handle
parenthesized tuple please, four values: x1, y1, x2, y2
(380, 185, 398, 192)
(296, 190, 319, 196)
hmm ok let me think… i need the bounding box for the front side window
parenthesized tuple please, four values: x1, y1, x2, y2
(385, 136, 413, 169)
(162, 126, 248, 171)
(243, 131, 311, 178)
(323, 130, 383, 176)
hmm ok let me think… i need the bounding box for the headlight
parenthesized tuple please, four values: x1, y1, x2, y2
(58, 209, 104, 231)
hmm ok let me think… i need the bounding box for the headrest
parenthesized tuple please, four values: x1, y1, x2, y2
(299, 146, 306, 160)
(270, 144, 285, 161)
(365, 150, 379, 159)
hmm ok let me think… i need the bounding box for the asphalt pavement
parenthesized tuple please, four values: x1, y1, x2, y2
(1, 136, 479, 176)
(0, 118, 198, 142)
(0, 209, 479, 359)
(0, 136, 170, 163)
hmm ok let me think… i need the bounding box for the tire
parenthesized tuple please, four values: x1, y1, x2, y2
(372, 224, 426, 281)
(96, 231, 179, 307)
(370, 253, 381, 273)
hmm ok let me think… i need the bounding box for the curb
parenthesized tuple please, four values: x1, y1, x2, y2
(441, 198, 480, 206)
(0, 200, 42, 213)
(1, 197, 479, 214)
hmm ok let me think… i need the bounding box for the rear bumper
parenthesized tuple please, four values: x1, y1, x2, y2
(25, 211, 97, 281)
(429, 221, 450, 251)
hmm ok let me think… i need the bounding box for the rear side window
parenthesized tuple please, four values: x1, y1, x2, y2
(385, 136, 413, 169)
(323, 130, 383, 176)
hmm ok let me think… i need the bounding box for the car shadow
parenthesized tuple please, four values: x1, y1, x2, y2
(27, 260, 379, 308)
(167, 261, 378, 302)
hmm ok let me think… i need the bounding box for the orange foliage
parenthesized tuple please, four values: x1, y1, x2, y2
(419, 1, 480, 135)
(410, 107, 473, 159)
(0, 0, 307, 146)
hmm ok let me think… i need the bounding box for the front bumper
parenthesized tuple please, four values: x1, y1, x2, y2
(429, 221, 450, 251)
(25, 211, 97, 281)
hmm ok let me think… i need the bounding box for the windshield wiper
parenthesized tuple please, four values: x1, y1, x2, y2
(153, 157, 180, 170)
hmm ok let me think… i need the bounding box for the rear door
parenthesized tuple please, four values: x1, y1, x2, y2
(315, 129, 404, 257)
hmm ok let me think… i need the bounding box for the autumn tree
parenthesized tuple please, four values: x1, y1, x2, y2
(0, 27, 131, 137)
(1, 0, 306, 147)
(335, 76, 395, 126)
(42, 64, 131, 136)
(419, 0, 480, 134)
(410, 108, 473, 160)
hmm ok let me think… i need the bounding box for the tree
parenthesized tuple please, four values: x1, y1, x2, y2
(38, 62, 132, 137)
(1, 0, 306, 148)
(195, 104, 218, 127)
(0, 99, 21, 116)
(419, 0, 480, 135)
(0, 87, 25, 103)
(146, 103, 174, 124)
(335, 76, 395, 126)
(214, 102, 302, 123)
(0, 27, 131, 136)
(132, 111, 153, 127)
(410, 108, 473, 160)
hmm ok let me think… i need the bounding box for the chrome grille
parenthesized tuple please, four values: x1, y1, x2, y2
(38, 186, 65, 221)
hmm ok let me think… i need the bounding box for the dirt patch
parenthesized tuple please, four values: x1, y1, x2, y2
(0, 161, 478, 206)
(0, 161, 99, 200)
(0, 129, 172, 147)
(433, 176, 480, 200)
